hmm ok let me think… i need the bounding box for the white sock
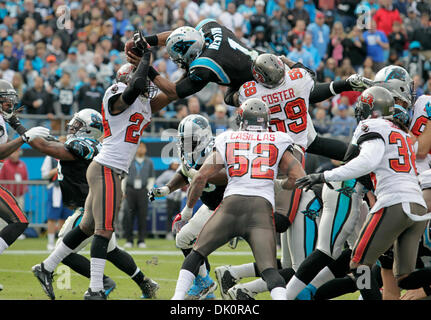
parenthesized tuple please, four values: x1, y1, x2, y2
(271, 287, 287, 300)
(0, 237, 8, 255)
(242, 278, 268, 294)
(285, 275, 307, 300)
(310, 266, 335, 289)
(229, 263, 256, 279)
(43, 240, 73, 272)
(47, 233, 55, 245)
(90, 258, 106, 292)
(198, 263, 207, 277)
(171, 269, 195, 300)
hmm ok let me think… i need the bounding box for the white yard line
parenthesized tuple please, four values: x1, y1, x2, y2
(1, 250, 255, 256)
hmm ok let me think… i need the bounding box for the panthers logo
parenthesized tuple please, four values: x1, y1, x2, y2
(360, 93, 374, 108)
(90, 113, 103, 131)
(172, 40, 196, 55)
(385, 68, 407, 82)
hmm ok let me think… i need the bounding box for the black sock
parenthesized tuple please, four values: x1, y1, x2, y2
(352, 267, 382, 300)
(132, 270, 145, 286)
(90, 235, 109, 259)
(328, 248, 352, 278)
(279, 268, 296, 283)
(0, 222, 27, 245)
(398, 267, 431, 289)
(253, 262, 260, 277)
(62, 252, 91, 278)
(295, 250, 334, 284)
(106, 247, 139, 277)
(182, 250, 205, 276)
(63, 226, 91, 250)
(204, 257, 211, 273)
(181, 248, 192, 258)
(314, 276, 357, 300)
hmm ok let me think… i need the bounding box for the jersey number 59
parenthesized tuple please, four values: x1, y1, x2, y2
(226, 142, 279, 180)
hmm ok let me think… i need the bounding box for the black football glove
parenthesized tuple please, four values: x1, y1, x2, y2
(133, 30, 151, 56)
(295, 173, 333, 191)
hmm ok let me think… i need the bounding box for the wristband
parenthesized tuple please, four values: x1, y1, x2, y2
(424, 285, 431, 296)
(144, 35, 158, 47)
(148, 66, 160, 81)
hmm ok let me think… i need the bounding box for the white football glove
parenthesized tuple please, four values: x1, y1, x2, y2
(347, 74, 374, 92)
(148, 186, 170, 201)
(21, 126, 50, 143)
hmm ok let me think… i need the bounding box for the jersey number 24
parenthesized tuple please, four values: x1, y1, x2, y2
(103, 112, 149, 144)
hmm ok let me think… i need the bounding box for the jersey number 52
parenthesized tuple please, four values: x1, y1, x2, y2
(226, 142, 279, 179)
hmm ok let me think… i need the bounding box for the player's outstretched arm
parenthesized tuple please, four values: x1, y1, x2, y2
(29, 138, 76, 161)
(186, 151, 224, 209)
(278, 148, 306, 190)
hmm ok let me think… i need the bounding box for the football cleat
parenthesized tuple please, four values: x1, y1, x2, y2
(185, 274, 217, 300)
(347, 74, 374, 92)
(32, 263, 55, 300)
(214, 266, 239, 300)
(228, 284, 256, 300)
(140, 277, 159, 299)
(204, 292, 217, 300)
(84, 288, 107, 300)
(103, 277, 116, 298)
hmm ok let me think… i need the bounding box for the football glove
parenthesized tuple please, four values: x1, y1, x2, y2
(148, 186, 170, 201)
(171, 206, 193, 234)
(21, 126, 50, 143)
(295, 173, 333, 191)
(347, 74, 374, 92)
(133, 30, 151, 56)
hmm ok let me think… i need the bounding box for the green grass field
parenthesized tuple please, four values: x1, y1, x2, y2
(0, 237, 358, 300)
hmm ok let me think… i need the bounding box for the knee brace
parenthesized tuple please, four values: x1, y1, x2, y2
(261, 268, 286, 291)
(182, 250, 205, 276)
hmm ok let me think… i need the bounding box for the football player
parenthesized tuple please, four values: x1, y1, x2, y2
(0, 80, 50, 278)
(171, 98, 306, 300)
(296, 86, 431, 300)
(26, 49, 167, 300)
(149, 114, 226, 300)
(26, 108, 158, 300)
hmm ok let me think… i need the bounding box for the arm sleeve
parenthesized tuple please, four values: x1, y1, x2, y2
(64, 138, 97, 161)
(175, 67, 215, 99)
(324, 139, 385, 182)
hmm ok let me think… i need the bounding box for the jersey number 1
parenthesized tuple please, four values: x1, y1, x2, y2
(226, 142, 279, 179)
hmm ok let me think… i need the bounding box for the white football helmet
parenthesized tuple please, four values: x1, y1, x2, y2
(373, 65, 414, 106)
(166, 26, 205, 68)
(67, 108, 104, 140)
(177, 114, 213, 169)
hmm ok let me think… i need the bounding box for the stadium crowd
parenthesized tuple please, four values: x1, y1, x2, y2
(0, 0, 430, 140)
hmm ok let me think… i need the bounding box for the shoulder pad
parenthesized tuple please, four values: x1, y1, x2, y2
(65, 137, 101, 161)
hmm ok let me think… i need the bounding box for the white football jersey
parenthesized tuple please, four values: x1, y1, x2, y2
(0, 116, 8, 171)
(409, 94, 431, 174)
(238, 66, 314, 149)
(215, 130, 294, 208)
(94, 82, 152, 173)
(352, 118, 425, 214)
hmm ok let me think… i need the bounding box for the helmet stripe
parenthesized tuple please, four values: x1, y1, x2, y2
(190, 57, 230, 84)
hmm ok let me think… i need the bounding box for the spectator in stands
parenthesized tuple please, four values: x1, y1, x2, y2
(52, 71, 75, 116)
(77, 73, 104, 112)
(405, 7, 422, 39)
(41, 151, 73, 251)
(200, 0, 223, 20)
(59, 47, 82, 86)
(287, 38, 315, 70)
(250, 0, 269, 39)
(303, 32, 322, 69)
(412, 12, 431, 60)
(329, 101, 357, 137)
(307, 11, 330, 61)
(22, 75, 54, 126)
(312, 107, 331, 135)
(335, 0, 356, 31)
(321, 57, 337, 82)
(250, 26, 271, 53)
(84, 9, 104, 37)
(97, 0, 114, 20)
(76, 41, 94, 67)
(211, 104, 229, 134)
(18, 44, 43, 73)
(12, 73, 26, 103)
(287, 0, 310, 26)
(0, 40, 18, 71)
(219, 2, 245, 33)
(268, 6, 291, 56)
(343, 26, 367, 71)
(123, 142, 155, 248)
(336, 58, 357, 80)
(109, 6, 129, 37)
(47, 35, 65, 64)
(373, 0, 402, 36)
(167, 104, 189, 130)
(403, 41, 430, 83)
(154, 48, 178, 77)
(424, 79, 431, 95)
(288, 19, 306, 45)
(35, 41, 48, 64)
(327, 21, 346, 66)
(86, 53, 113, 88)
(363, 19, 389, 72)
(18, 0, 42, 28)
(0, 149, 28, 213)
(0, 59, 14, 83)
(187, 96, 208, 118)
(155, 160, 182, 241)
(153, 0, 172, 26)
(388, 21, 407, 58)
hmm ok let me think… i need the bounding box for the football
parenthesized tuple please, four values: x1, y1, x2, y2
(125, 39, 143, 58)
